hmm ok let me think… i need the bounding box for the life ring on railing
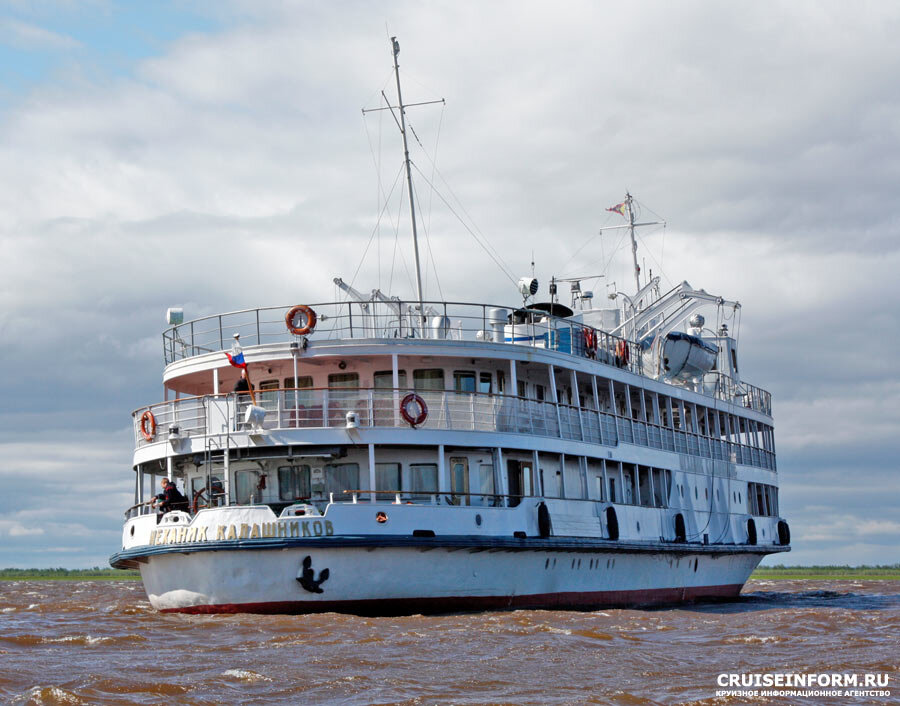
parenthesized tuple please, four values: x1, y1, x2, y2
(139, 410, 157, 441)
(615, 339, 630, 367)
(285, 305, 317, 336)
(399, 393, 428, 427)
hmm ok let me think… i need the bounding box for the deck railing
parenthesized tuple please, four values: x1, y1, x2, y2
(161, 300, 772, 414)
(135, 389, 776, 472)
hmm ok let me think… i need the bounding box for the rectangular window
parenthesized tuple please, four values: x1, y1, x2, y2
(234, 470, 256, 505)
(324, 462, 360, 498)
(413, 369, 444, 391)
(284, 376, 314, 407)
(374, 370, 407, 389)
(534, 384, 545, 401)
(638, 466, 652, 507)
(449, 457, 469, 505)
(375, 462, 401, 494)
(409, 463, 438, 500)
(259, 378, 279, 410)
(475, 463, 495, 505)
(608, 476, 617, 504)
(328, 373, 359, 388)
(496, 370, 505, 394)
(454, 371, 476, 393)
(517, 380, 526, 397)
(478, 372, 492, 394)
(278, 465, 311, 501)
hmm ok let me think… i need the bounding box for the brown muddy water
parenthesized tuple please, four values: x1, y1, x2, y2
(0, 580, 897, 705)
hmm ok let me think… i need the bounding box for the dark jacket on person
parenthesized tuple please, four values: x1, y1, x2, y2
(233, 377, 251, 393)
(157, 481, 189, 513)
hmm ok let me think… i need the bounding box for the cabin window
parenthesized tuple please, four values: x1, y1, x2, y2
(608, 476, 617, 503)
(638, 467, 652, 507)
(652, 468, 667, 507)
(278, 465, 311, 501)
(324, 463, 359, 498)
(374, 370, 407, 389)
(450, 457, 469, 504)
(409, 463, 438, 500)
(454, 371, 476, 393)
(234, 470, 257, 505)
(478, 373, 492, 394)
(328, 373, 359, 388)
(517, 380, 527, 397)
(284, 375, 315, 406)
(259, 379, 279, 408)
(622, 464, 635, 504)
(496, 370, 505, 394)
(534, 384, 545, 401)
(475, 463, 495, 505)
(375, 463, 401, 493)
(413, 369, 444, 391)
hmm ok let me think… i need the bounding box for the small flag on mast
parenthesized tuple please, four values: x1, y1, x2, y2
(606, 202, 626, 217)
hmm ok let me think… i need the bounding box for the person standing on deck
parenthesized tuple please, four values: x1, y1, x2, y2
(152, 477, 189, 515)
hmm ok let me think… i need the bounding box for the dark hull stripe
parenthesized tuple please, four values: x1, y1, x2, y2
(110, 534, 788, 569)
(160, 583, 745, 616)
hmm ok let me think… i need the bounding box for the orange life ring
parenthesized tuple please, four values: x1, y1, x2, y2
(285, 305, 317, 336)
(400, 393, 428, 427)
(140, 410, 157, 441)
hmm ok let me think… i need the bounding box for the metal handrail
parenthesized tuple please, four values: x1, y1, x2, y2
(160, 299, 772, 414)
(132, 388, 776, 472)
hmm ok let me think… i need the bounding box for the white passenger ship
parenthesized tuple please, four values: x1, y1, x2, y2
(110, 38, 789, 614)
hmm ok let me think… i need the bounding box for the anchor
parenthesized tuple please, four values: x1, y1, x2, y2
(296, 555, 330, 593)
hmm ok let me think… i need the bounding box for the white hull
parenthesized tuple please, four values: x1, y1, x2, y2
(137, 544, 762, 614)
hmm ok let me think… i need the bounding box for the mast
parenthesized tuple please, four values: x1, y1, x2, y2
(391, 36, 426, 330)
(626, 192, 641, 294)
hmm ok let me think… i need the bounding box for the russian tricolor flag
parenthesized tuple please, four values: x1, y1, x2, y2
(226, 351, 247, 368)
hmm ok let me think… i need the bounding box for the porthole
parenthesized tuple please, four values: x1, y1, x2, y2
(694, 487, 698, 500)
(376, 512, 388, 523)
(545, 558, 550, 569)
(475, 514, 482, 526)
(739, 492, 742, 504)
(130, 525, 135, 537)
(705, 488, 708, 500)
(636, 521, 641, 532)
(716, 489, 720, 501)
(694, 558, 699, 572)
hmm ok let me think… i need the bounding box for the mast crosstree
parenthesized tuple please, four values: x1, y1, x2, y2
(362, 36, 444, 332)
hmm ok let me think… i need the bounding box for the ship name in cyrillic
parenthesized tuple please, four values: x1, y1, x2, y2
(147, 520, 335, 546)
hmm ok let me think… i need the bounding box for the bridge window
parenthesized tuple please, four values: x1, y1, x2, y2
(479, 372, 492, 394)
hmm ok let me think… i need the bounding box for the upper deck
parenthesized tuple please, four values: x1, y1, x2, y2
(162, 299, 772, 416)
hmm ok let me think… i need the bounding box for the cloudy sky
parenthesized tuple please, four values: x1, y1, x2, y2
(1, 0, 897, 568)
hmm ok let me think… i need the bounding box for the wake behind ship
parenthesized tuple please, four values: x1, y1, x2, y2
(110, 38, 789, 614)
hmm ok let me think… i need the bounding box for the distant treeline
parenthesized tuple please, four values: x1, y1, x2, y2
(752, 564, 900, 579)
(0, 567, 140, 580)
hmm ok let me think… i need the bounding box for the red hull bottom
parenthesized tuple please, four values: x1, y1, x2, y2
(160, 583, 745, 616)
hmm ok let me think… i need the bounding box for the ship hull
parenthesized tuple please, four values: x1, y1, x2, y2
(135, 544, 763, 615)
